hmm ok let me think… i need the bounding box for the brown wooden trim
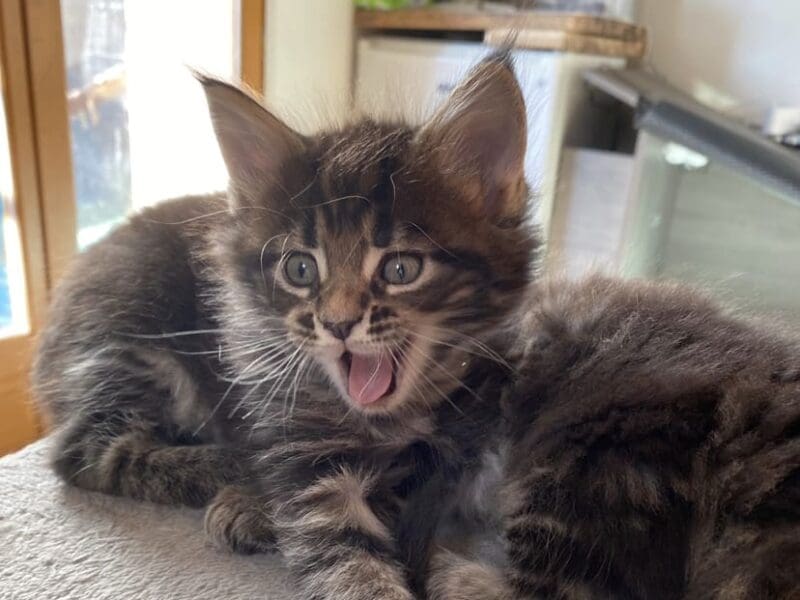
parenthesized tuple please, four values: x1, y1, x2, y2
(355, 8, 644, 42)
(485, 28, 646, 59)
(22, 0, 77, 285)
(0, 0, 53, 451)
(241, 0, 265, 92)
(0, 0, 50, 330)
(0, 336, 39, 454)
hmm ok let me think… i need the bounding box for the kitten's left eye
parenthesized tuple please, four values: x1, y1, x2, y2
(284, 252, 318, 287)
(382, 254, 422, 285)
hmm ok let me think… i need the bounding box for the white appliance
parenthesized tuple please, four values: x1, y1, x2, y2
(355, 36, 623, 239)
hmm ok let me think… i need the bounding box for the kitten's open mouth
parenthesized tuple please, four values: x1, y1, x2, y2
(339, 349, 401, 407)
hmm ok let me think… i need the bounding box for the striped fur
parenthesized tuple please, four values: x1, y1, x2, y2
(32, 47, 800, 599)
(428, 276, 800, 600)
(33, 54, 535, 599)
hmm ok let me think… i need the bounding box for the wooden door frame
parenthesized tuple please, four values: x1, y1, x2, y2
(241, 0, 266, 94)
(0, 0, 52, 453)
(0, 0, 266, 454)
(21, 1, 77, 287)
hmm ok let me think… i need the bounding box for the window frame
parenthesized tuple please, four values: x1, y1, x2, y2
(0, 0, 265, 455)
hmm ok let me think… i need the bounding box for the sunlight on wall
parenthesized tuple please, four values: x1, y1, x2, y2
(638, 0, 800, 121)
(126, 1, 235, 210)
(265, 0, 354, 134)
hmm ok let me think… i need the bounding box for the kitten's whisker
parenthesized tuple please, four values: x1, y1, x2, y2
(200, 336, 291, 431)
(221, 337, 293, 360)
(218, 342, 293, 384)
(402, 221, 457, 259)
(391, 341, 445, 412)
(302, 194, 369, 209)
(343, 232, 365, 267)
(410, 330, 512, 371)
(357, 350, 386, 399)
(427, 323, 504, 355)
(239, 349, 302, 390)
(142, 203, 298, 226)
(284, 352, 312, 425)
(286, 174, 317, 206)
(336, 402, 356, 426)
(118, 328, 228, 340)
(405, 343, 472, 412)
(247, 339, 309, 420)
(260, 233, 289, 289)
(427, 325, 514, 372)
(233, 346, 303, 405)
(389, 168, 400, 215)
(141, 208, 232, 225)
(389, 342, 422, 403)
(272, 234, 293, 303)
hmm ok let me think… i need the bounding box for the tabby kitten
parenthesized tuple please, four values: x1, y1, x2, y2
(33, 50, 800, 600)
(34, 53, 535, 599)
(428, 277, 800, 600)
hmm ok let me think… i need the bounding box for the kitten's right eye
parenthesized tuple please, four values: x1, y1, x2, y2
(284, 252, 318, 287)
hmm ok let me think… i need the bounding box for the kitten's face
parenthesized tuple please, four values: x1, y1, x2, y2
(204, 55, 537, 417)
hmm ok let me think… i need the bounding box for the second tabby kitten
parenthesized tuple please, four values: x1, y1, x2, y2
(427, 276, 800, 600)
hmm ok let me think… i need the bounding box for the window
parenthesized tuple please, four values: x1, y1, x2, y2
(0, 0, 263, 455)
(61, 0, 240, 248)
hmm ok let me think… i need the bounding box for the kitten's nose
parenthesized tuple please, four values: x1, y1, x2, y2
(321, 319, 359, 340)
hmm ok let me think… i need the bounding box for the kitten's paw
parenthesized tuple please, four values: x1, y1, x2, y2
(204, 486, 277, 554)
(427, 548, 511, 600)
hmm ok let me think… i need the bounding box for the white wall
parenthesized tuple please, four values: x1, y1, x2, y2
(126, 1, 234, 209)
(637, 0, 800, 121)
(264, 0, 354, 133)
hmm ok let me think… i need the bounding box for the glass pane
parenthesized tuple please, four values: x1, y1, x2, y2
(61, 0, 238, 249)
(622, 133, 800, 321)
(0, 68, 31, 338)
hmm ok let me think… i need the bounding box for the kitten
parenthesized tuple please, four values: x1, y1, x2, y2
(427, 276, 800, 599)
(33, 53, 536, 599)
(33, 50, 800, 599)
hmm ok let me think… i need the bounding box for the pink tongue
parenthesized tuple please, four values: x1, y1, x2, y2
(348, 353, 394, 405)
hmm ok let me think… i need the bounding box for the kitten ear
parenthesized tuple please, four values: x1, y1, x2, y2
(197, 74, 306, 203)
(417, 52, 528, 223)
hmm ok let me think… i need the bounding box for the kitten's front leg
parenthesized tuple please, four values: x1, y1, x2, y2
(427, 549, 512, 600)
(274, 466, 414, 600)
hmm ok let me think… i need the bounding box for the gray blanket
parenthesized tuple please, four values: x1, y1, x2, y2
(0, 439, 293, 599)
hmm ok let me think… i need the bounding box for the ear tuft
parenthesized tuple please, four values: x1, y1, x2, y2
(417, 54, 528, 223)
(197, 74, 305, 204)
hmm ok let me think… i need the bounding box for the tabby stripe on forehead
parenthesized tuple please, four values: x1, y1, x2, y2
(372, 156, 395, 248)
(319, 161, 373, 236)
(301, 208, 317, 248)
(320, 197, 369, 237)
(298, 172, 323, 247)
(430, 249, 492, 277)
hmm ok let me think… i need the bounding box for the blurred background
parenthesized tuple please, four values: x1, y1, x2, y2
(0, 0, 799, 454)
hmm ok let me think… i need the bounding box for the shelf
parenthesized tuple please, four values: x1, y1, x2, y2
(354, 8, 645, 42)
(355, 8, 646, 58)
